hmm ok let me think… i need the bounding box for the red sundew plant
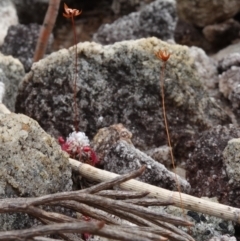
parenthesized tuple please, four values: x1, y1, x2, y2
(59, 6, 101, 240)
(58, 132, 99, 166)
(58, 3, 100, 167)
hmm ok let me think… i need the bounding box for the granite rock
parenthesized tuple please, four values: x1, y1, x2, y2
(189, 46, 218, 91)
(0, 0, 18, 46)
(219, 66, 240, 110)
(186, 125, 240, 206)
(209, 236, 236, 241)
(176, 0, 240, 28)
(16, 37, 230, 161)
(212, 43, 240, 62)
(0, 113, 72, 230)
(145, 145, 172, 168)
(174, 19, 212, 53)
(202, 19, 240, 49)
(0, 70, 7, 103)
(222, 138, 240, 207)
(12, 0, 49, 24)
(1, 23, 53, 72)
(92, 123, 191, 192)
(111, 0, 154, 15)
(0, 52, 25, 111)
(218, 53, 240, 125)
(93, 0, 177, 44)
(218, 53, 240, 73)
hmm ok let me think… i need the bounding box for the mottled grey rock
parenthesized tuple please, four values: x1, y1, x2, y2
(93, 0, 177, 44)
(145, 145, 172, 168)
(218, 54, 240, 125)
(174, 19, 213, 53)
(212, 43, 240, 62)
(0, 113, 72, 230)
(209, 235, 237, 241)
(111, 0, 154, 15)
(11, 0, 97, 25)
(177, 0, 240, 27)
(1, 23, 53, 72)
(223, 138, 240, 189)
(0, 70, 7, 103)
(219, 66, 240, 110)
(107, 140, 191, 191)
(92, 123, 190, 192)
(189, 46, 218, 91)
(12, 0, 48, 24)
(218, 53, 240, 72)
(186, 125, 240, 206)
(0, 0, 18, 46)
(0, 52, 25, 111)
(202, 19, 240, 49)
(16, 37, 230, 161)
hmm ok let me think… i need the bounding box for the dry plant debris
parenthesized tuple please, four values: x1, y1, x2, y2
(71, 159, 240, 225)
(0, 166, 194, 241)
(33, 0, 61, 62)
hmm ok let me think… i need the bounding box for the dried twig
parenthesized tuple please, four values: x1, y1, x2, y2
(95, 224, 167, 241)
(33, 238, 63, 241)
(0, 193, 191, 227)
(0, 166, 193, 241)
(82, 165, 146, 194)
(96, 190, 150, 199)
(33, 0, 60, 62)
(74, 193, 192, 226)
(155, 220, 195, 241)
(127, 226, 191, 241)
(70, 158, 240, 224)
(0, 221, 104, 241)
(57, 200, 124, 225)
(123, 198, 175, 206)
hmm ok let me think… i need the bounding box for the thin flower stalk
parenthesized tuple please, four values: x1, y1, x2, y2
(155, 49, 187, 227)
(63, 3, 82, 132)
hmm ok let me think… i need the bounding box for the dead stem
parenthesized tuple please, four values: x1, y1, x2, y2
(0, 166, 194, 241)
(82, 165, 146, 194)
(0, 221, 104, 241)
(96, 190, 150, 199)
(33, 0, 60, 62)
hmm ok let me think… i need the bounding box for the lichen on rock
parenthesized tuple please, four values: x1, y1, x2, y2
(0, 52, 24, 112)
(0, 113, 72, 230)
(177, 0, 240, 27)
(92, 123, 191, 193)
(16, 37, 230, 162)
(94, 0, 177, 44)
(186, 125, 240, 207)
(223, 138, 240, 185)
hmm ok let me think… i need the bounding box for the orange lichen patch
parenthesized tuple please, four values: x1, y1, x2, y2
(155, 49, 171, 62)
(63, 3, 82, 19)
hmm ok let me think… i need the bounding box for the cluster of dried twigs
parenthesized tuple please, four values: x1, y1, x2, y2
(0, 166, 194, 241)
